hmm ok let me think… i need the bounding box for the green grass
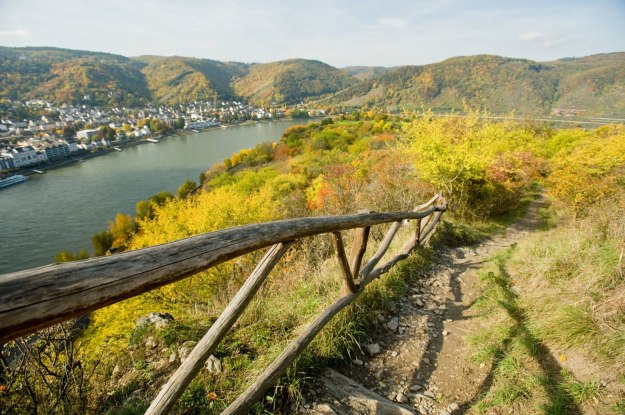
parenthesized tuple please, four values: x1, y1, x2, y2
(466, 246, 606, 414)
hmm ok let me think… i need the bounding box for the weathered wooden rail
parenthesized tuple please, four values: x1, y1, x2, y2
(0, 194, 447, 414)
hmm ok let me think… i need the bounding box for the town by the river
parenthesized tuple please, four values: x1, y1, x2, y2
(0, 119, 312, 274)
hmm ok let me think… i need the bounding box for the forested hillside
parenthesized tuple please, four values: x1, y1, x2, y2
(2, 46, 622, 117)
(233, 59, 357, 105)
(331, 53, 625, 117)
(0, 46, 148, 106)
(134, 56, 248, 104)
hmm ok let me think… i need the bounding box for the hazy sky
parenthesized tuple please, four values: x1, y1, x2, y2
(0, 0, 624, 67)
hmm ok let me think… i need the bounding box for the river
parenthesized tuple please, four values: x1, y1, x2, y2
(0, 119, 312, 274)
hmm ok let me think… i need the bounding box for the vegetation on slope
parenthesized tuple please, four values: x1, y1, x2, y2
(134, 56, 248, 104)
(233, 59, 358, 106)
(2, 46, 624, 115)
(2, 113, 624, 414)
(0, 46, 148, 106)
(465, 125, 625, 414)
(341, 66, 390, 81)
(329, 53, 625, 117)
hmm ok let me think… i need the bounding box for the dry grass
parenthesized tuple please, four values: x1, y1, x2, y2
(511, 192, 625, 367)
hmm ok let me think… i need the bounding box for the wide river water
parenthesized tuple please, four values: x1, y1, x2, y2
(0, 119, 311, 274)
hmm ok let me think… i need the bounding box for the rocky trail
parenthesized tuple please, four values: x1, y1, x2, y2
(298, 199, 547, 415)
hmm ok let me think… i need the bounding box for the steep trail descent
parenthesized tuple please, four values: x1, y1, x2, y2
(298, 196, 579, 415)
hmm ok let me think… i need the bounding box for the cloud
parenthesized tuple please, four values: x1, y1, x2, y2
(0, 29, 30, 38)
(518, 31, 565, 47)
(378, 17, 408, 29)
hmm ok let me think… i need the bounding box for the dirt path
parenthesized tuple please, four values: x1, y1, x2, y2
(299, 198, 549, 415)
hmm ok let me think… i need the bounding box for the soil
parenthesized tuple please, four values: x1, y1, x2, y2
(298, 197, 621, 415)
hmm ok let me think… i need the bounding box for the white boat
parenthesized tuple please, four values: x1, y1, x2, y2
(191, 129, 200, 133)
(146, 138, 160, 143)
(0, 174, 29, 189)
(113, 147, 122, 152)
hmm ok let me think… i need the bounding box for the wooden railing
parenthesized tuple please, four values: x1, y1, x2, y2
(0, 194, 447, 415)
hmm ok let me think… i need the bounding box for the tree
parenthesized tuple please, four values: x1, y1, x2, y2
(136, 199, 155, 221)
(149, 191, 174, 206)
(55, 249, 89, 263)
(174, 117, 186, 130)
(177, 179, 197, 199)
(108, 213, 137, 249)
(92, 230, 114, 256)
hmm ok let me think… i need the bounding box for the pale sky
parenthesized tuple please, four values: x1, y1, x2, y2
(0, 0, 624, 67)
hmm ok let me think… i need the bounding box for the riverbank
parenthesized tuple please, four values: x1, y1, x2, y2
(19, 140, 152, 176)
(13, 117, 319, 178)
(0, 118, 317, 275)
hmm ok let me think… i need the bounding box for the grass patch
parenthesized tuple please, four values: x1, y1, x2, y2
(466, 246, 607, 414)
(511, 191, 625, 366)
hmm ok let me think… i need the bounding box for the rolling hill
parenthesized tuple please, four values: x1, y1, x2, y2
(0, 46, 148, 106)
(330, 53, 625, 116)
(0, 46, 623, 116)
(233, 59, 357, 105)
(134, 56, 248, 105)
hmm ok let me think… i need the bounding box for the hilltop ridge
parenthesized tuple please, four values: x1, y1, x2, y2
(1, 46, 624, 116)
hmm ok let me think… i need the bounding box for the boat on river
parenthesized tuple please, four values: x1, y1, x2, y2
(0, 174, 29, 189)
(146, 138, 160, 143)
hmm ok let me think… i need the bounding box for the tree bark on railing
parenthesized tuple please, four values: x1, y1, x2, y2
(0, 206, 445, 343)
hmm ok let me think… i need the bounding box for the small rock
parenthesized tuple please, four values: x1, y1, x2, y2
(416, 299, 424, 307)
(439, 410, 451, 415)
(136, 312, 174, 329)
(423, 390, 435, 399)
(442, 330, 449, 336)
(177, 340, 197, 361)
(391, 351, 398, 358)
(387, 391, 396, 400)
(110, 365, 121, 381)
(169, 351, 178, 363)
(118, 369, 141, 388)
(205, 354, 222, 374)
(423, 357, 430, 365)
(365, 343, 381, 355)
(144, 336, 157, 349)
(510, 286, 521, 296)
(448, 402, 460, 412)
(396, 392, 408, 403)
(352, 358, 364, 366)
(387, 318, 399, 331)
(409, 384, 422, 392)
(311, 404, 337, 415)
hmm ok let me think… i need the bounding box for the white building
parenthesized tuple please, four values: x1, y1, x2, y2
(11, 146, 39, 168)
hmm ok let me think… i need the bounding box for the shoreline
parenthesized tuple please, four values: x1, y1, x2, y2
(11, 117, 319, 177)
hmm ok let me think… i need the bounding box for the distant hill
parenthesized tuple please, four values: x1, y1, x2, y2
(1, 46, 623, 116)
(133, 56, 248, 105)
(0, 46, 148, 106)
(328, 53, 625, 117)
(233, 59, 357, 105)
(342, 66, 390, 81)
